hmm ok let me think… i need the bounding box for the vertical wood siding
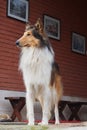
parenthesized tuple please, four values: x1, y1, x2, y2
(0, 0, 87, 97)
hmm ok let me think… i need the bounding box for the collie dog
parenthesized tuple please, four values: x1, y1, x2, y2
(16, 19, 63, 125)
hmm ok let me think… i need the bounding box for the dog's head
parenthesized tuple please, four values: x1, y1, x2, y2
(16, 18, 48, 48)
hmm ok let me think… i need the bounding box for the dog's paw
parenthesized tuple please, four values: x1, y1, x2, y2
(55, 121, 60, 125)
(38, 121, 48, 125)
(28, 122, 34, 125)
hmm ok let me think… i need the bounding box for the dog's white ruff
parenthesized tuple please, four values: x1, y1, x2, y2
(19, 46, 59, 125)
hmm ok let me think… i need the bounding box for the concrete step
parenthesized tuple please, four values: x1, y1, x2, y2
(0, 122, 87, 130)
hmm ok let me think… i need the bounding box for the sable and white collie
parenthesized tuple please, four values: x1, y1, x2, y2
(16, 19, 63, 125)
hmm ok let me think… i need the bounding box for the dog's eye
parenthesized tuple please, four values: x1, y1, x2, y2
(27, 33, 30, 36)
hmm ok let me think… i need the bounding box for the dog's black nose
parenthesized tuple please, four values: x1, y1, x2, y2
(16, 40, 19, 46)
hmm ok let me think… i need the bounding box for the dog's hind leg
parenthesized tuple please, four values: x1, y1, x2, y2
(54, 103, 60, 124)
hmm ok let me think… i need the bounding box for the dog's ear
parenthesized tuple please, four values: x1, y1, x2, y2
(35, 18, 48, 40)
(25, 22, 31, 31)
(35, 18, 44, 33)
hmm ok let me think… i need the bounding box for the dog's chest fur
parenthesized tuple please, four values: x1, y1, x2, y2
(19, 47, 54, 92)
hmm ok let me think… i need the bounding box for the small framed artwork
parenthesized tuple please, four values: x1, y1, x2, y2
(72, 32, 86, 55)
(7, 0, 29, 22)
(44, 15, 60, 40)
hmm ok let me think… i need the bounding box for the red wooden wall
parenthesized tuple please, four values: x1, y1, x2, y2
(0, 0, 87, 98)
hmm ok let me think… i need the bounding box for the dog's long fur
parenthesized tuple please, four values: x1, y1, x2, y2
(16, 19, 63, 125)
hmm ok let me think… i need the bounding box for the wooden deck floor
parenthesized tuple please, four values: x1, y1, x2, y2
(0, 122, 87, 130)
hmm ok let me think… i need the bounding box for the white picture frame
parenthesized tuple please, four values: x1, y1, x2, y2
(72, 32, 86, 55)
(7, 0, 29, 22)
(44, 15, 60, 40)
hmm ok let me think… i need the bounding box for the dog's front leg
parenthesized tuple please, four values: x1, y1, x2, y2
(41, 95, 51, 125)
(26, 91, 34, 125)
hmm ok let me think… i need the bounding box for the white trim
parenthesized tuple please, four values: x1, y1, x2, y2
(0, 90, 87, 102)
(62, 96, 87, 102)
(0, 90, 25, 99)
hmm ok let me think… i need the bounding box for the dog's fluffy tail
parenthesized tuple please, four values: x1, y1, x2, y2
(51, 62, 63, 101)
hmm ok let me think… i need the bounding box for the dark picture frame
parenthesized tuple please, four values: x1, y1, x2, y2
(72, 32, 86, 55)
(7, 0, 29, 22)
(44, 15, 60, 40)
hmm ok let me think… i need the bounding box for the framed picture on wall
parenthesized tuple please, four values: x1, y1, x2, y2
(7, 0, 29, 22)
(72, 32, 86, 55)
(44, 15, 60, 40)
